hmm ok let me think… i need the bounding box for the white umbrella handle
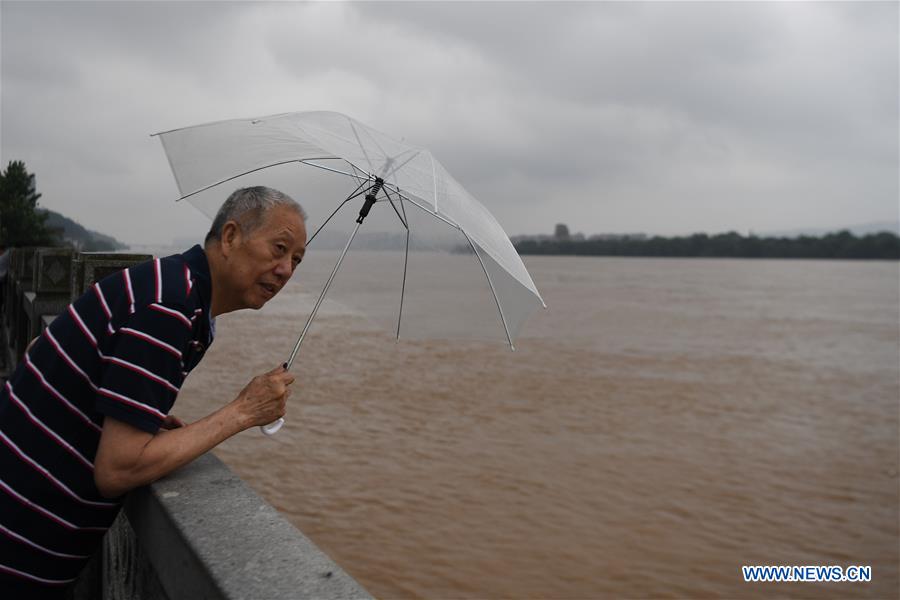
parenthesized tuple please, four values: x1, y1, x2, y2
(261, 418, 285, 436)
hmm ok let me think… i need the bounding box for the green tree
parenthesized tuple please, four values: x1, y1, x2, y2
(0, 160, 57, 246)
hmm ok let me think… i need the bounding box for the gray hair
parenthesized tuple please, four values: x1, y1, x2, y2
(205, 186, 306, 245)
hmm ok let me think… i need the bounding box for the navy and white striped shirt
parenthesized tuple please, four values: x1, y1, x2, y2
(0, 245, 214, 595)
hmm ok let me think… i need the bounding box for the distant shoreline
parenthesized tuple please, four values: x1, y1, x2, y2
(514, 230, 900, 260)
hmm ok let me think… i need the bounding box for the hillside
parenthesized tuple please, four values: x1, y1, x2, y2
(42, 210, 127, 251)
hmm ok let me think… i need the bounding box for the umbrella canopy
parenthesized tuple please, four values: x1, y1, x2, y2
(154, 111, 545, 350)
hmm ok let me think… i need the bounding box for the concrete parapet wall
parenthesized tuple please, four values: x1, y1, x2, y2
(121, 453, 370, 599)
(74, 453, 371, 600)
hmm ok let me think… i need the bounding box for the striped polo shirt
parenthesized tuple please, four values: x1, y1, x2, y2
(0, 245, 214, 595)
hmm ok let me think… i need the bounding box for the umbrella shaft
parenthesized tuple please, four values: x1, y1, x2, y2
(285, 221, 362, 370)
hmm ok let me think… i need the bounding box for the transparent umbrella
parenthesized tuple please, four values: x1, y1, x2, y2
(154, 111, 546, 433)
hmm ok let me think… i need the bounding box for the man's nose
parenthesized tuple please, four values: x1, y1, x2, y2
(273, 256, 293, 279)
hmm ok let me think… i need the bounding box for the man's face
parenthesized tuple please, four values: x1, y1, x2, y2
(223, 205, 307, 311)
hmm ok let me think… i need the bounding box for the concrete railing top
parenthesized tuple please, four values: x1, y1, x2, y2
(125, 452, 372, 600)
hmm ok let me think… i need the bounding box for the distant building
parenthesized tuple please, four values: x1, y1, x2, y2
(588, 233, 648, 241)
(554, 223, 570, 240)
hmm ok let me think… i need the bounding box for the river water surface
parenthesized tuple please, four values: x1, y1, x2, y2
(175, 255, 899, 599)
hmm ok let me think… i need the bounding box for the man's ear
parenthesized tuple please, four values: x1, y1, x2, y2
(220, 221, 241, 257)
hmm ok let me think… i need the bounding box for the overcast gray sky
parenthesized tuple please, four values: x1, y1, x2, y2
(1, 1, 897, 246)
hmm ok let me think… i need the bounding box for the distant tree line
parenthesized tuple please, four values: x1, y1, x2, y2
(515, 230, 900, 260)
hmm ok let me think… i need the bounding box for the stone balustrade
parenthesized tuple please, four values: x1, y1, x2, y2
(1, 247, 152, 369)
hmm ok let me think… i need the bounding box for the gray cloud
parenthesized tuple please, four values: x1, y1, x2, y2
(1, 1, 896, 245)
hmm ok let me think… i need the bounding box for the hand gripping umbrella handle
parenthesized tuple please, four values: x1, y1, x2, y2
(260, 360, 290, 436)
(260, 361, 289, 436)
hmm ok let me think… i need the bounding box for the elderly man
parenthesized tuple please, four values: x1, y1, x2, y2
(0, 186, 306, 598)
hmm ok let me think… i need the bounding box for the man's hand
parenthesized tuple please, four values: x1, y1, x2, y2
(94, 364, 296, 498)
(229, 364, 295, 429)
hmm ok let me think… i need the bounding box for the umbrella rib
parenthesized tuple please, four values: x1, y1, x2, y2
(374, 185, 411, 340)
(430, 153, 438, 214)
(462, 230, 516, 351)
(306, 180, 371, 246)
(397, 207, 410, 341)
(344, 160, 367, 186)
(299, 159, 365, 179)
(397, 194, 410, 340)
(396, 192, 460, 230)
(399, 187, 409, 226)
(175, 157, 351, 200)
(177, 159, 307, 200)
(381, 185, 409, 230)
(348, 119, 376, 174)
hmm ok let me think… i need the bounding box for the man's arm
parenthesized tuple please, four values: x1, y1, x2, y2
(94, 365, 293, 498)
